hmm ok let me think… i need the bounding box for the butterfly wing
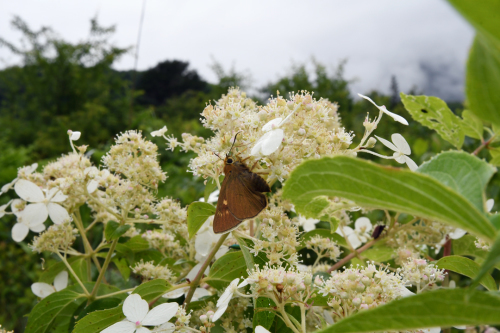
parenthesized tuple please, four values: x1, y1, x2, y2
(226, 165, 270, 220)
(213, 174, 244, 234)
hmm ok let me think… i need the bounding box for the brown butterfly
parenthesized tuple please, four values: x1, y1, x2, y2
(213, 134, 271, 234)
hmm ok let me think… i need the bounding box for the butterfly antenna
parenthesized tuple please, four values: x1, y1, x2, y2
(229, 132, 241, 154)
(213, 152, 223, 161)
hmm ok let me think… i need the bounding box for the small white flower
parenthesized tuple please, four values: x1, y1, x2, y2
(375, 134, 418, 171)
(1, 163, 38, 195)
(101, 293, 178, 333)
(251, 108, 297, 156)
(358, 93, 408, 125)
(198, 190, 219, 204)
(151, 126, 168, 137)
(31, 271, 68, 299)
(14, 179, 70, 225)
(336, 217, 372, 249)
(212, 278, 248, 322)
(68, 130, 81, 141)
(297, 215, 319, 232)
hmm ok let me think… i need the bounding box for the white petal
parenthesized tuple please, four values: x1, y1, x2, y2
(10, 199, 24, 216)
(211, 303, 228, 322)
(195, 229, 220, 257)
(12, 222, 30, 242)
(162, 287, 188, 299)
(15, 179, 45, 202)
(47, 203, 70, 224)
(255, 326, 271, 333)
(136, 328, 151, 333)
(394, 154, 407, 163)
(70, 131, 81, 141)
(186, 263, 209, 281)
(381, 106, 409, 125)
(391, 134, 411, 155)
(151, 126, 168, 137)
(355, 217, 372, 232)
(153, 322, 175, 333)
(53, 271, 68, 291)
(341, 226, 354, 236)
(27, 163, 39, 174)
(347, 233, 362, 250)
(237, 279, 249, 288)
(400, 286, 415, 297)
(30, 223, 46, 233)
(192, 288, 210, 301)
(421, 328, 441, 333)
(323, 310, 334, 325)
(142, 302, 179, 326)
(358, 93, 380, 108)
(87, 180, 99, 194)
(404, 156, 419, 171)
(47, 188, 68, 202)
(31, 282, 55, 298)
(374, 135, 398, 152)
(262, 118, 283, 132)
(101, 321, 137, 333)
(251, 132, 273, 156)
(261, 129, 284, 155)
(486, 199, 494, 212)
(454, 326, 466, 330)
(449, 228, 466, 240)
(123, 293, 149, 323)
(207, 190, 220, 203)
(1, 179, 17, 193)
(215, 245, 229, 260)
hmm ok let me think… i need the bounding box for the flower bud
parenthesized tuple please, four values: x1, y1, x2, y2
(304, 275, 312, 286)
(298, 128, 306, 136)
(352, 297, 362, 306)
(340, 291, 349, 299)
(361, 276, 371, 286)
(287, 101, 295, 110)
(199, 314, 208, 322)
(366, 137, 377, 148)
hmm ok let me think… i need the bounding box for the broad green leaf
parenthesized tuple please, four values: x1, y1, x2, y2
(39, 257, 79, 283)
(447, 0, 500, 43)
(308, 292, 330, 306)
(282, 156, 496, 241)
(112, 258, 131, 280)
(234, 235, 256, 271)
(400, 93, 464, 148)
(466, 33, 500, 126)
(187, 201, 216, 239)
(204, 176, 223, 202)
(471, 233, 500, 289)
(362, 245, 395, 263)
(206, 251, 248, 290)
(460, 110, 484, 140)
(253, 297, 276, 330)
(132, 279, 171, 301)
(299, 229, 347, 249)
(453, 234, 488, 259)
(317, 289, 500, 333)
(302, 196, 330, 218)
(124, 235, 150, 251)
(133, 249, 164, 265)
(350, 258, 367, 268)
(25, 286, 86, 333)
(435, 255, 496, 291)
(72, 306, 124, 333)
(75, 298, 122, 322)
(70, 257, 89, 283)
(418, 151, 496, 212)
(104, 221, 131, 241)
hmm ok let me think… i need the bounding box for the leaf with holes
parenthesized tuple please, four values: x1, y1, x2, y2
(400, 93, 464, 148)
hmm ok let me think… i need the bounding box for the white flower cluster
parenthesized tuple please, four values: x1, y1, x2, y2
(305, 235, 342, 263)
(400, 258, 446, 293)
(132, 260, 175, 282)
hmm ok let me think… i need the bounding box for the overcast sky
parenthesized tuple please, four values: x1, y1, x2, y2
(0, 0, 474, 100)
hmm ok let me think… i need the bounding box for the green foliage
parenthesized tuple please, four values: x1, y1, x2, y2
(318, 289, 500, 333)
(471, 233, 500, 289)
(253, 297, 276, 330)
(104, 221, 131, 241)
(435, 255, 496, 290)
(72, 302, 124, 333)
(418, 151, 496, 212)
(206, 251, 248, 290)
(282, 156, 496, 241)
(187, 202, 216, 239)
(299, 229, 347, 249)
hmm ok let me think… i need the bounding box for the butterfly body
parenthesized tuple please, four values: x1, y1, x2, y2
(213, 155, 271, 234)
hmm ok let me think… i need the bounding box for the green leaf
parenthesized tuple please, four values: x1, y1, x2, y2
(25, 286, 86, 333)
(70, 257, 89, 283)
(317, 289, 500, 333)
(400, 93, 464, 148)
(124, 235, 150, 252)
(72, 306, 124, 333)
(104, 221, 131, 241)
(112, 258, 131, 281)
(466, 33, 500, 126)
(447, 0, 500, 44)
(234, 235, 256, 271)
(39, 257, 79, 283)
(362, 245, 395, 262)
(206, 251, 248, 290)
(187, 201, 216, 239)
(253, 298, 276, 330)
(460, 110, 484, 140)
(453, 234, 488, 259)
(435, 255, 496, 291)
(299, 229, 347, 249)
(418, 151, 496, 212)
(75, 298, 122, 322)
(471, 233, 500, 289)
(282, 156, 496, 242)
(302, 196, 330, 218)
(132, 279, 171, 301)
(204, 176, 223, 202)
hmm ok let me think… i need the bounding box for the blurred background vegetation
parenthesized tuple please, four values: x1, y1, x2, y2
(0, 17, 490, 331)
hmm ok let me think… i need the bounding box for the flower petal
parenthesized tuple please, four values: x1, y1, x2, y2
(123, 293, 149, 323)
(262, 118, 283, 132)
(323, 310, 334, 325)
(30, 223, 46, 233)
(162, 287, 188, 299)
(449, 228, 466, 240)
(47, 188, 68, 202)
(186, 263, 209, 281)
(47, 203, 70, 224)
(1, 178, 17, 193)
(10, 199, 24, 216)
(70, 131, 81, 141)
(380, 106, 409, 125)
(215, 245, 229, 260)
(358, 93, 380, 108)
(87, 180, 98, 194)
(347, 233, 362, 249)
(404, 156, 419, 171)
(486, 199, 494, 212)
(212, 302, 228, 322)
(31, 282, 55, 298)
(53, 271, 68, 291)
(12, 223, 30, 242)
(341, 226, 354, 236)
(261, 129, 284, 155)
(192, 288, 210, 301)
(101, 321, 137, 333)
(251, 132, 273, 156)
(355, 217, 372, 232)
(142, 302, 179, 326)
(136, 327, 151, 333)
(256, 326, 271, 333)
(15, 179, 45, 202)
(391, 134, 411, 155)
(374, 135, 398, 152)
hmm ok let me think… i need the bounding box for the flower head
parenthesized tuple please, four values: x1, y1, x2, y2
(375, 134, 418, 171)
(101, 293, 178, 333)
(31, 270, 68, 299)
(337, 217, 372, 249)
(151, 126, 168, 137)
(358, 93, 408, 125)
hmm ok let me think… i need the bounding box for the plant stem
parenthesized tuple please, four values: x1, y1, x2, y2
(183, 233, 229, 307)
(278, 304, 301, 333)
(328, 239, 377, 273)
(94, 287, 135, 300)
(472, 135, 496, 156)
(56, 252, 89, 296)
(89, 237, 119, 301)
